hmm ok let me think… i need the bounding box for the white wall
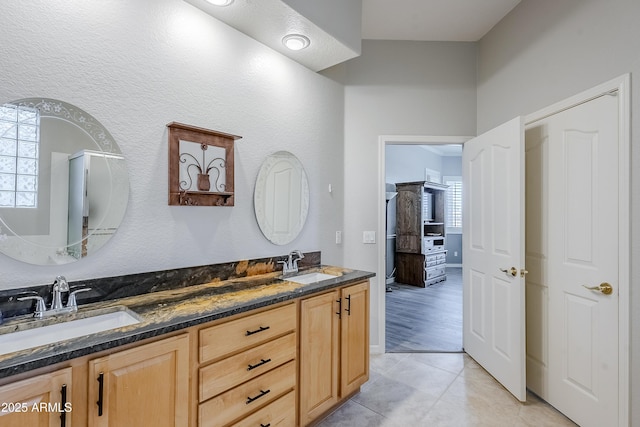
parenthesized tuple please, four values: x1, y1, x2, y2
(0, 0, 345, 289)
(325, 40, 477, 348)
(385, 145, 442, 184)
(477, 0, 640, 422)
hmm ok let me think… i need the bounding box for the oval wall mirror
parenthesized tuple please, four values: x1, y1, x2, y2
(254, 151, 309, 245)
(0, 98, 129, 265)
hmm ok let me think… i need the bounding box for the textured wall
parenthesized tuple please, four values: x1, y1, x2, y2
(0, 0, 345, 289)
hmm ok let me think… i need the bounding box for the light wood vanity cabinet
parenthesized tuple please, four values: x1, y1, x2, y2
(87, 334, 190, 427)
(197, 303, 297, 427)
(339, 282, 370, 397)
(0, 367, 72, 427)
(0, 277, 371, 427)
(299, 281, 370, 426)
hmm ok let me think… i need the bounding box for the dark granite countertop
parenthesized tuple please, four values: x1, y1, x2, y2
(0, 265, 374, 380)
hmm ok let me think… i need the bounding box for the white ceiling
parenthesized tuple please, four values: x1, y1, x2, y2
(362, 0, 522, 42)
(184, 0, 522, 71)
(184, 0, 361, 71)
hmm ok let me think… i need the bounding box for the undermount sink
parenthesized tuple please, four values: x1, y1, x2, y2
(0, 307, 141, 356)
(285, 272, 338, 285)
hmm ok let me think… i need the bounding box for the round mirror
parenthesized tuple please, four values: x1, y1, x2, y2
(0, 98, 129, 265)
(254, 151, 309, 245)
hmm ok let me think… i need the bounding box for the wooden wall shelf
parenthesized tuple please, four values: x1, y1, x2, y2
(167, 122, 241, 206)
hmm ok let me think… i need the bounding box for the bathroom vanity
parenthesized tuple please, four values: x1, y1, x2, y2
(0, 257, 373, 427)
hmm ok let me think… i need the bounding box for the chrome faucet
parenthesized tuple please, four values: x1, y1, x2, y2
(18, 276, 91, 318)
(51, 275, 69, 310)
(279, 250, 304, 276)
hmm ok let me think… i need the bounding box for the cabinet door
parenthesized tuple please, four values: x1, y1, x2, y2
(0, 367, 72, 427)
(88, 334, 189, 427)
(340, 282, 369, 396)
(396, 184, 422, 253)
(299, 290, 340, 426)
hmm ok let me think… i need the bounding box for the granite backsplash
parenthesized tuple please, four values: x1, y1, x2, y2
(0, 251, 320, 320)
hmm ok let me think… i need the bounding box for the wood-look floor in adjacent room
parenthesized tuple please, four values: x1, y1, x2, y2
(385, 267, 462, 352)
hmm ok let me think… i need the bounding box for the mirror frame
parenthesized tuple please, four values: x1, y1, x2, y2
(0, 98, 129, 264)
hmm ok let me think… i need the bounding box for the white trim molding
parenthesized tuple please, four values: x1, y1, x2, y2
(375, 135, 472, 354)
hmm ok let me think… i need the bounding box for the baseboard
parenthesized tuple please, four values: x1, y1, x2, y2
(447, 263, 462, 268)
(369, 344, 383, 355)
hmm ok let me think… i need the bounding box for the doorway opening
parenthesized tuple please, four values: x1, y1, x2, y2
(380, 138, 468, 353)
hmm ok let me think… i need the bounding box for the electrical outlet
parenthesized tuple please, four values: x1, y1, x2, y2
(454, 251, 458, 257)
(335, 231, 342, 244)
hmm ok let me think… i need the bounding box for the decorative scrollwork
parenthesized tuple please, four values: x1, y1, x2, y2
(167, 122, 241, 206)
(178, 142, 226, 192)
(13, 99, 117, 153)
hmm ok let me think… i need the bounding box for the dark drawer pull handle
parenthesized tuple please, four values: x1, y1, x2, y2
(261, 424, 271, 427)
(246, 389, 271, 404)
(97, 372, 104, 416)
(60, 384, 67, 427)
(345, 295, 352, 316)
(246, 325, 270, 336)
(247, 358, 272, 371)
(336, 298, 342, 318)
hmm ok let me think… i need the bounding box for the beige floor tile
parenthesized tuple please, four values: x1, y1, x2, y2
(383, 355, 459, 397)
(351, 373, 440, 423)
(406, 351, 466, 375)
(315, 400, 388, 427)
(317, 352, 577, 427)
(516, 392, 578, 426)
(369, 352, 408, 373)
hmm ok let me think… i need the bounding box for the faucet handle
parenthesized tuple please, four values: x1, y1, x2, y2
(53, 275, 69, 292)
(278, 260, 289, 273)
(290, 250, 304, 269)
(17, 295, 47, 318)
(67, 288, 92, 310)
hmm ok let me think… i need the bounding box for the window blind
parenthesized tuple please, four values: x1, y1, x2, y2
(445, 179, 462, 228)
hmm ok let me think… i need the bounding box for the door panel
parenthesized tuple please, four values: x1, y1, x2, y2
(524, 124, 551, 399)
(492, 277, 513, 358)
(563, 131, 597, 265)
(545, 93, 619, 426)
(463, 116, 526, 402)
(564, 294, 598, 396)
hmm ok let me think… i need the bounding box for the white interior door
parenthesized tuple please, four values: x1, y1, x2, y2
(462, 117, 526, 401)
(544, 94, 619, 426)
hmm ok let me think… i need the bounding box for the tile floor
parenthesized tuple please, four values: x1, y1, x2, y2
(317, 352, 577, 426)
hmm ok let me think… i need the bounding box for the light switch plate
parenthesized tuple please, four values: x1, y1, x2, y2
(363, 231, 376, 244)
(335, 231, 342, 244)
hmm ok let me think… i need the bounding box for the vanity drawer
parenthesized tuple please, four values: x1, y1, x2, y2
(199, 303, 296, 363)
(199, 361, 296, 427)
(231, 390, 295, 427)
(199, 332, 296, 401)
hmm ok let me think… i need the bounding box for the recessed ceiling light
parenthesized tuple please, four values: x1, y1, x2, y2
(282, 34, 310, 51)
(205, 0, 234, 6)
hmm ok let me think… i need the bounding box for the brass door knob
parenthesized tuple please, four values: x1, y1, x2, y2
(582, 282, 613, 295)
(500, 267, 518, 277)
